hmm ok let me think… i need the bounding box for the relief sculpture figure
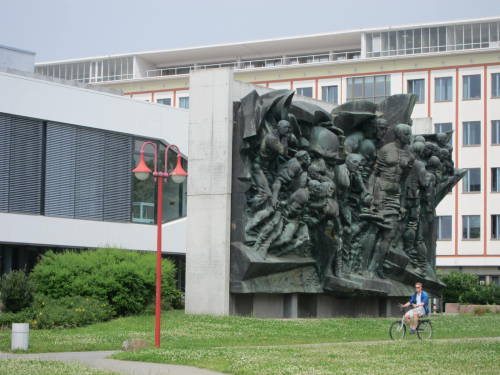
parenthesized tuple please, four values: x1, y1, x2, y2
(231, 91, 465, 297)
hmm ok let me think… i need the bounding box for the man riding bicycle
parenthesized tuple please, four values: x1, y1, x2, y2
(401, 282, 429, 334)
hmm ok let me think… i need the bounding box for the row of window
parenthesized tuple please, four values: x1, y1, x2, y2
(437, 215, 500, 240)
(366, 21, 500, 57)
(433, 120, 500, 146)
(408, 73, 500, 103)
(295, 85, 339, 104)
(461, 168, 500, 193)
(0, 112, 187, 224)
(291, 72, 500, 105)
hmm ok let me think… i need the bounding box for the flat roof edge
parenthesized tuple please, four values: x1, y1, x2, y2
(0, 44, 36, 56)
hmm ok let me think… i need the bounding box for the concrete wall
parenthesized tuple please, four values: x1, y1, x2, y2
(0, 71, 189, 253)
(184, 68, 382, 316)
(0, 45, 35, 72)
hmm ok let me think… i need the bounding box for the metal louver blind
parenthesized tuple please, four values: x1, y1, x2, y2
(103, 133, 132, 222)
(8, 116, 43, 214)
(0, 114, 11, 211)
(75, 127, 105, 220)
(45, 123, 76, 218)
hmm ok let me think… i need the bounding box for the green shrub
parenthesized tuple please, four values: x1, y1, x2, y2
(30, 295, 113, 329)
(0, 295, 113, 329)
(0, 309, 34, 328)
(30, 248, 179, 316)
(441, 271, 500, 306)
(0, 270, 34, 313)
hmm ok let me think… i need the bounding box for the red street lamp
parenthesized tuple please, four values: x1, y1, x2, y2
(132, 141, 187, 348)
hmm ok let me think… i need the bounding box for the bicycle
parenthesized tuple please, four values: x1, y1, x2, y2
(389, 305, 433, 341)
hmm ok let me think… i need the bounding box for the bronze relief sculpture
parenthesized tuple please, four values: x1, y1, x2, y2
(231, 90, 465, 297)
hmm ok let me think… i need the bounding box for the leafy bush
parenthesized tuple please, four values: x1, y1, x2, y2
(30, 295, 114, 329)
(0, 270, 34, 313)
(0, 309, 34, 328)
(441, 271, 500, 306)
(30, 248, 180, 316)
(0, 295, 113, 329)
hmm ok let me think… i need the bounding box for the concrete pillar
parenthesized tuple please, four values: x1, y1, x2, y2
(284, 294, 299, 318)
(185, 69, 234, 315)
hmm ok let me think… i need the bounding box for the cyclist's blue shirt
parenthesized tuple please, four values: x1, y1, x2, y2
(409, 290, 430, 315)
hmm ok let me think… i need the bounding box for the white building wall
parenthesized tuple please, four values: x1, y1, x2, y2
(0, 71, 189, 253)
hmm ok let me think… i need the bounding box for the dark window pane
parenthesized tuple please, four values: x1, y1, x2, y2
(321, 86, 338, 104)
(408, 79, 425, 103)
(296, 87, 313, 98)
(492, 120, 500, 144)
(463, 74, 481, 99)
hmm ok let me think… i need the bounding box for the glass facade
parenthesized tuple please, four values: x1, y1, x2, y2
(407, 79, 425, 103)
(35, 56, 134, 83)
(346, 75, 391, 102)
(463, 121, 481, 145)
(366, 21, 500, 57)
(321, 85, 338, 104)
(131, 139, 187, 225)
(463, 215, 480, 239)
(463, 168, 481, 192)
(437, 216, 452, 240)
(435, 77, 453, 101)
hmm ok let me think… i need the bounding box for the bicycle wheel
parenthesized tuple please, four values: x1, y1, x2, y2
(417, 320, 432, 340)
(389, 320, 406, 340)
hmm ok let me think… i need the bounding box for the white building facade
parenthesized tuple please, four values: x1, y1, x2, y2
(34, 17, 500, 283)
(0, 60, 189, 282)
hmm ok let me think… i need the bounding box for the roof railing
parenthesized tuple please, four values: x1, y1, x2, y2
(145, 50, 361, 78)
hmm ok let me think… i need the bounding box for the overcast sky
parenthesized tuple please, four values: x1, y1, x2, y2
(2, 0, 499, 62)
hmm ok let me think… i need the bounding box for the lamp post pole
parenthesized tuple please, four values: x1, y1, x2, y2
(154, 174, 163, 347)
(132, 142, 188, 348)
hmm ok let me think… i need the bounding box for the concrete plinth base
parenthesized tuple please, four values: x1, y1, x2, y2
(231, 293, 407, 318)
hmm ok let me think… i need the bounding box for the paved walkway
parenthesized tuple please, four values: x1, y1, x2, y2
(0, 350, 225, 375)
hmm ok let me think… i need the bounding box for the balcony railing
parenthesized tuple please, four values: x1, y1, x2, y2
(145, 50, 361, 78)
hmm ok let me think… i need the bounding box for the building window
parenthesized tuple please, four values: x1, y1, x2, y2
(492, 73, 500, 98)
(463, 168, 481, 192)
(437, 216, 452, 240)
(435, 122, 452, 133)
(463, 121, 481, 145)
(463, 215, 480, 240)
(435, 77, 452, 101)
(492, 168, 500, 192)
(321, 86, 338, 104)
(463, 74, 481, 100)
(492, 276, 500, 285)
(157, 98, 171, 106)
(492, 215, 500, 240)
(407, 79, 425, 103)
(178, 97, 189, 109)
(492, 120, 500, 145)
(296, 87, 313, 98)
(435, 123, 453, 145)
(132, 139, 187, 224)
(346, 75, 391, 103)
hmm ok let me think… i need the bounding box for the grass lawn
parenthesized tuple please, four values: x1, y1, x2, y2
(0, 311, 499, 374)
(0, 359, 117, 375)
